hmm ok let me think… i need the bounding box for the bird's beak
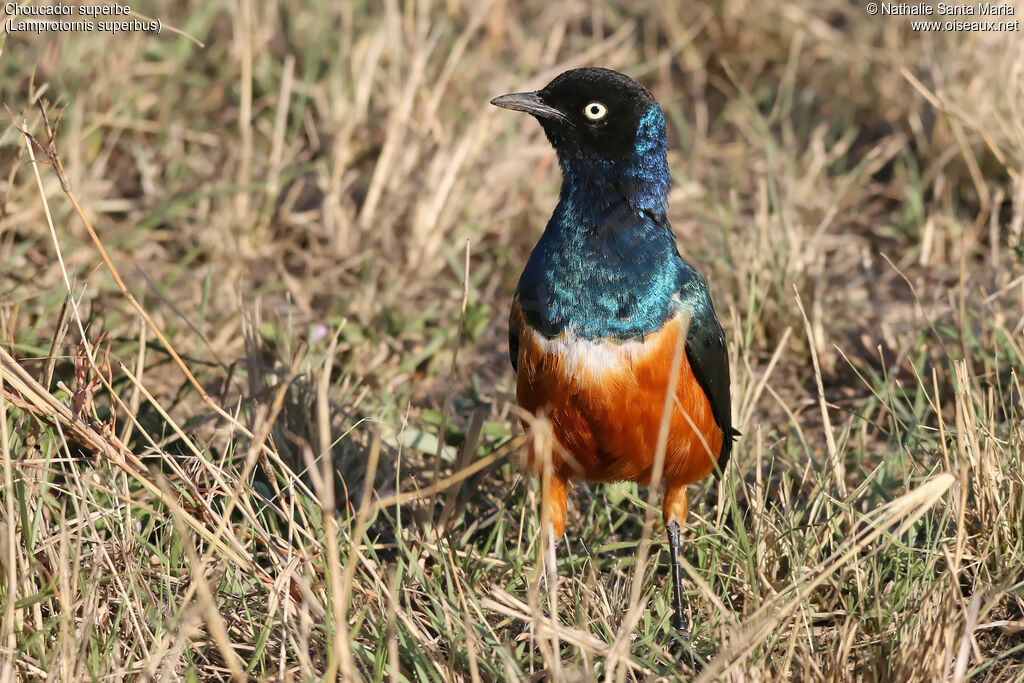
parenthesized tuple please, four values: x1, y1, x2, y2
(490, 91, 565, 122)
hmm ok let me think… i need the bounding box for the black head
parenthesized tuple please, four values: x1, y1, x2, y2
(491, 68, 661, 162)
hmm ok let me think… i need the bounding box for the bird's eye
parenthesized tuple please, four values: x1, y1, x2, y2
(583, 102, 607, 120)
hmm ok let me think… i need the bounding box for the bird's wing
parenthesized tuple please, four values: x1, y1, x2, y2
(508, 299, 521, 373)
(679, 271, 738, 476)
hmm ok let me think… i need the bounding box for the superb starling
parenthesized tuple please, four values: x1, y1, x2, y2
(492, 67, 737, 636)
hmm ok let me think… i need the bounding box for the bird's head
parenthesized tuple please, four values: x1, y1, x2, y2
(491, 67, 669, 211)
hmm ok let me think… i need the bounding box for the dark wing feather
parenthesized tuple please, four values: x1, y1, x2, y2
(508, 301, 520, 373)
(679, 274, 738, 476)
(684, 316, 735, 474)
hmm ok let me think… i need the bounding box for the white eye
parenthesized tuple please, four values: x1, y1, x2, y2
(583, 102, 607, 120)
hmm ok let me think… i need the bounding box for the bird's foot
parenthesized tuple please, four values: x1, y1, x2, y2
(672, 614, 690, 641)
(533, 564, 566, 604)
(665, 619, 703, 671)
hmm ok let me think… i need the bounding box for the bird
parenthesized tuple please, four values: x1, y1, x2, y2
(491, 67, 737, 637)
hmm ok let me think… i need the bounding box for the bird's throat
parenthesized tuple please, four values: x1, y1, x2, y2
(553, 104, 670, 220)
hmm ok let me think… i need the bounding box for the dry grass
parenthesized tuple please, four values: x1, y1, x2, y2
(1, 0, 1023, 680)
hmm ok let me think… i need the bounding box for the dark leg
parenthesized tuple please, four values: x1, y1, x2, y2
(667, 519, 690, 638)
(538, 532, 558, 595)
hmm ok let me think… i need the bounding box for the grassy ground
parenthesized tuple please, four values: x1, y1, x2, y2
(1, 0, 1023, 680)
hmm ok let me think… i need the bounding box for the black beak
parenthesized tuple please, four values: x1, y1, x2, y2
(490, 91, 566, 122)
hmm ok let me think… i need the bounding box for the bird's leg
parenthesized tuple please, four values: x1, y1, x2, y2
(666, 519, 689, 637)
(537, 525, 559, 596)
(663, 486, 690, 638)
(540, 474, 567, 597)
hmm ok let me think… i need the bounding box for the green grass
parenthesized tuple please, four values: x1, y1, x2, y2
(1, 0, 1023, 679)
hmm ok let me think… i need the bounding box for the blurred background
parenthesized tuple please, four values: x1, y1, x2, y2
(1, 0, 1022, 679)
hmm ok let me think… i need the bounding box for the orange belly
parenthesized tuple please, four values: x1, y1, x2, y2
(514, 307, 723, 489)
